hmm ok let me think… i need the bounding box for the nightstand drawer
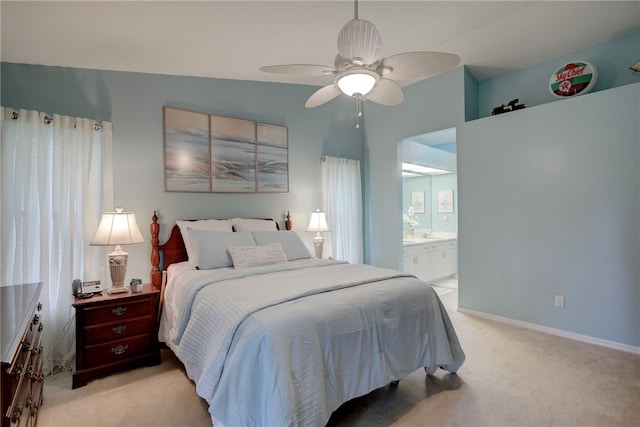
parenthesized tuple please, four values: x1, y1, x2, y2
(83, 334, 152, 367)
(83, 317, 154, 346)
(83, 297, 154, 325)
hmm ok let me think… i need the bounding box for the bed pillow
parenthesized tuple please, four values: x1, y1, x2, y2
(251, 231, 313, 261)
(187, 229, 256, 269)
(177, 219, 233, 266)
(232, 218, 278, 232)
(228, 242, 288, 269)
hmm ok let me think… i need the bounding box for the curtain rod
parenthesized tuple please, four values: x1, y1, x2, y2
(9, 110, 103, 129)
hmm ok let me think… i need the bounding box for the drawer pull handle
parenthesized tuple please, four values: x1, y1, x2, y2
(112, 325, 127, 334)
(30, 371, 44, 382)
(111, 344, 128, 355)
(11, 406, 23, 423)
(14, 363, 24, 378)
(112, 306, 127, 316)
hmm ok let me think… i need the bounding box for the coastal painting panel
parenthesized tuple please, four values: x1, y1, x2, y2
(257, 123, 288, 192)
(164, 107, 210, 192)
(210, 115, 257, 192)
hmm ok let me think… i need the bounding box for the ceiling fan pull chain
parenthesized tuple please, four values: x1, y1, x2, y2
(355, 97, 362, 129)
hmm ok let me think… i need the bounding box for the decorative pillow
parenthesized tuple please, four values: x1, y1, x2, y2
(232, 218, 278, 232)
(228, 242, 288, 269)
(186, 229, 255, 270)
(177, 219, 233, 266)
(251, 231, 313, 261)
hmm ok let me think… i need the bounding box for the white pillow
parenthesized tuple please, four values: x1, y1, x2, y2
(177, 219, 233, 266)
(187, 229, 256, 270)
(232, 218, 278, 232)
(228, 242, 288, 269)
(251, 231, 313, 260)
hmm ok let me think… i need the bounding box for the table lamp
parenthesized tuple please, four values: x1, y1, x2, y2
(306, 209, 329, 258)
(90, 208, 144, 294)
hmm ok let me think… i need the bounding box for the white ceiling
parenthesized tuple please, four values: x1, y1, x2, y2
(1, 1, 639, 88)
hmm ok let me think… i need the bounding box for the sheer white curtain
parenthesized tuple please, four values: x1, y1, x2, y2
(0, 107, 113, 373)
(321, 156, 363, 263)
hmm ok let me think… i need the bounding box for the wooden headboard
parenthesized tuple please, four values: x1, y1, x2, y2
(149, 211, 292, 289)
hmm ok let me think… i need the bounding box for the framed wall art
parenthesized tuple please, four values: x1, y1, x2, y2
(164, 107, 211, 192)
(437, 189, 454, 213)
(164, 107, 289, 193)
(410, 191, 425, 213)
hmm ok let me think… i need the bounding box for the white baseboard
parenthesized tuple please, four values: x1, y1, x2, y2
(457, 307, 640, 355)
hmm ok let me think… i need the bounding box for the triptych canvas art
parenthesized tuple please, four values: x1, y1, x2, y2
(163, 106, 288, 193)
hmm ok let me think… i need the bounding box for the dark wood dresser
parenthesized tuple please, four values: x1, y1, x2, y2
(1, 282, 44, 427)
(72, 285, 161, 388)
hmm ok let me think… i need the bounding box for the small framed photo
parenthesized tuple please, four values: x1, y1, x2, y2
(410, 191, 425, 213)
(437, 189, 454, 213)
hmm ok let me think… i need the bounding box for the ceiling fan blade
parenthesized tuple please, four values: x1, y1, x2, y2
(305, 85, 342, 108)
(381, 52, 461, 79)
(337, 19, 382, 65)
(260, 64, 335, 76)
(364, 79, 404, 106)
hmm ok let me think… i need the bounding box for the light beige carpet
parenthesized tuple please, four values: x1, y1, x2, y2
(39, 290, 640, 427)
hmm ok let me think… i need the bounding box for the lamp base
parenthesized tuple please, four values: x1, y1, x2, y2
(312, 234, 324, 259)
(108, 248, 129, 294)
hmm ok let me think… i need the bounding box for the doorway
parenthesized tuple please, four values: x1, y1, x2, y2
(398, 127, 458, 297)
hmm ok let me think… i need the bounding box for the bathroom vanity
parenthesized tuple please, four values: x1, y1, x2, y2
(403, 237, 457, 283)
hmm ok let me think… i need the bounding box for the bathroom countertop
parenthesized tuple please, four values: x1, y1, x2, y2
(402, 236, 457, 246)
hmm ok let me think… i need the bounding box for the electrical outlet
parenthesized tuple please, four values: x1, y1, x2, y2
(555, 295, 565, 308)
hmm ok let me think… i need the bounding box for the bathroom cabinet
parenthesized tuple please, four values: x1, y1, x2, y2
(403, 239, 457, 282)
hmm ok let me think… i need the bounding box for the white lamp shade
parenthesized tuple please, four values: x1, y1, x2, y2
(336, 70, 378, 97)
(90, 210, 144, 246)
(306, 210, 330, 232)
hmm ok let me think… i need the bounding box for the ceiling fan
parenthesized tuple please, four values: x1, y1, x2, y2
(260, 0, 460, 126)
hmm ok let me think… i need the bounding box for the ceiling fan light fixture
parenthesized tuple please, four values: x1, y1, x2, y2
(336, 69, 378, 97)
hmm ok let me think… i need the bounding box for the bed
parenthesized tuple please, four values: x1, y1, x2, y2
(150, 211, 465, 427)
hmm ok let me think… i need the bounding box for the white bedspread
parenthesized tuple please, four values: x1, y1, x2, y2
(159, 259, 465, 427)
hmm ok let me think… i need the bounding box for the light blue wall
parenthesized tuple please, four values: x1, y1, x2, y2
(1, 63, 364, 280)
(458, 83, 639, 346)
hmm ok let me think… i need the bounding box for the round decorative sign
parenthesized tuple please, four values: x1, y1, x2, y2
(549, 61, 597, 98)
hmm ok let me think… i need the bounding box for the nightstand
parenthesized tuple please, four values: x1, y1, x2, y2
(72, 284, 161, 388)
